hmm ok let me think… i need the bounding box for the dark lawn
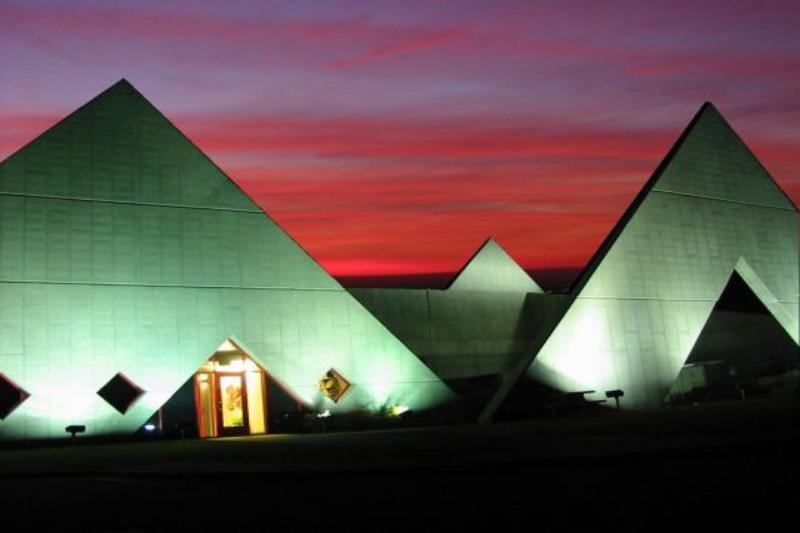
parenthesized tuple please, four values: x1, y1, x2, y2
(1, 398, 798, 530)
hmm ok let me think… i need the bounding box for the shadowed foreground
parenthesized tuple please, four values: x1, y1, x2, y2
(1, 398, 798, 530)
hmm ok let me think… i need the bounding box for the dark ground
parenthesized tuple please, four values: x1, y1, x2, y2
(1, 397, 798, 531)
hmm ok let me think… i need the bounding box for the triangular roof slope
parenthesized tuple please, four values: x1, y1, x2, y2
(0, 79, 337, 290)
(652, 103, 796, 209)
(1, 79, 258, 212)
(0, 80, 454, 439)
(447, 237, 543, 293)
(576, 102, 799, 302)
(482, 103, 799, 420)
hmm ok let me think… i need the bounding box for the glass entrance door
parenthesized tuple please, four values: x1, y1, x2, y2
(193, 339, 268, 438)
(216, 373, 249, 436)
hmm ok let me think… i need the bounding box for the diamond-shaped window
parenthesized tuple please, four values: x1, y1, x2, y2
(97, 373, 144, 414)
(0, 372, 30, 420)
(318, 368, 352, 403)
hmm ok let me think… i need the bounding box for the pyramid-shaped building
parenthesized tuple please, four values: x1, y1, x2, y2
(482, 103, 799, 419)
(0, 80, 454, 440)
(1, 82, 797, 440)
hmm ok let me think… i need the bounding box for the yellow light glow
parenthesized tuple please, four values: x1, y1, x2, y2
(212, 359, 252, 373)
(245, 371, 266, 434)
(389, 405, 409, 416)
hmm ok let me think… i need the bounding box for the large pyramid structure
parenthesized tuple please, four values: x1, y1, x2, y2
(482, 103, 799, 418)
(0, 80, 454, 439)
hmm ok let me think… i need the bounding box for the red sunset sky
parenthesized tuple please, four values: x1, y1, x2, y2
(1, 0, 798, 288)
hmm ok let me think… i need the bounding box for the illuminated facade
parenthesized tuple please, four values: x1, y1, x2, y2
(0, 81, 797, 440)
(351, 238, 567, 411)
(481, 103, 799, 419)
(0, 80, 454, 440)
(354, 103, 799, 420)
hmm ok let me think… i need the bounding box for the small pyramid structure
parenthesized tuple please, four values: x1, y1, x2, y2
(482, 102, 799, 419)
(0, 80, 454, 439)
(447, 237, 542, 293)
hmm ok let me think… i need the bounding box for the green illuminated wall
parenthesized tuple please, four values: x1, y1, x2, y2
(0, 80, 454, 439)
(351, 239, 563, 400)
(2, 85, 795, 437)
(487, 103, 799, 414)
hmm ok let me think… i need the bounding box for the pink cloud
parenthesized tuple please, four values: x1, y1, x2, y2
(326, 27, 467, 69)
(176, 113, 671, 160)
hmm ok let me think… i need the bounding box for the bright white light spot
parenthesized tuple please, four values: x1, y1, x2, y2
(217, 340, 238, 352)
(144, 424, 156, 431)
(533, 301, 615, 391)
(317, 410, 331, 418)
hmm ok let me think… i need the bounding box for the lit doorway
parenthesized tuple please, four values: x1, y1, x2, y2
(194, 340, 268, 438)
